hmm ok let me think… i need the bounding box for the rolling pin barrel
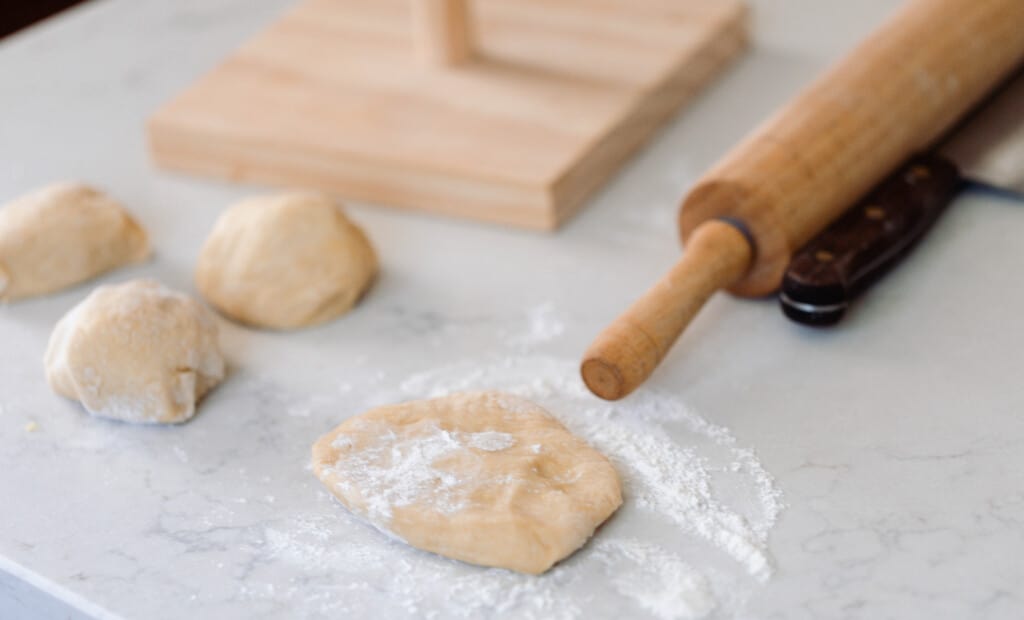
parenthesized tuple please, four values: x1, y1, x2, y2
(583, 0, 1024, 400)
(680, 0, 1024, 297)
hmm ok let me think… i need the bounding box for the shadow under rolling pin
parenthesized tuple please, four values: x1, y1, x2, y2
(580, 0, 1024, 400)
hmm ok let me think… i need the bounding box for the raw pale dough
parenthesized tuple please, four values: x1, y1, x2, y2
(45, 279, 226, 424)
(0, 183, 149, 301)
(312, 391, 622, 574)
(195, 192, 377, 330)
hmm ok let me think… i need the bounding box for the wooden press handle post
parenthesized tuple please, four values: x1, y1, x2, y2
(411, 0, 474, 67)
(582, 221, 753, 401)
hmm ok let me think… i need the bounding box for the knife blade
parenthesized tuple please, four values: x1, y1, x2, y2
(780, 66, 1024, 326)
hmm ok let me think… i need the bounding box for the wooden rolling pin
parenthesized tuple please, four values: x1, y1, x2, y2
(582, 0, 1024, 400)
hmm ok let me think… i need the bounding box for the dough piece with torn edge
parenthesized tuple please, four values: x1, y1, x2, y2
(0, 183, 149, 301)
(312, 391, 622, 574)
(45, 279, 225, 424)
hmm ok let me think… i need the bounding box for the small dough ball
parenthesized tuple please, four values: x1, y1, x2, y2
(312, 391, 622, 574)
(45, 279, 226, 425)
(195, 192, 377, 329)
(0, 183, 149, 301)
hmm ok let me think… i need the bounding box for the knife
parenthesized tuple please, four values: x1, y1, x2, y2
(780, 67, 1024, 326)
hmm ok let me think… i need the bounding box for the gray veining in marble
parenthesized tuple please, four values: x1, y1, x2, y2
(2, 1, 1023, 619)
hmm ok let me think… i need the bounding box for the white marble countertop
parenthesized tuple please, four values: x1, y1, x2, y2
(2, 1, 1023, 619)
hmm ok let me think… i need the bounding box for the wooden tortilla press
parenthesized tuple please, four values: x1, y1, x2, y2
(581, 0, 1024, 400)
(148, 0, 749, 231)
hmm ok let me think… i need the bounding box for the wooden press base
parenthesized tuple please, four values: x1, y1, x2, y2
(148, 0, 748, 230)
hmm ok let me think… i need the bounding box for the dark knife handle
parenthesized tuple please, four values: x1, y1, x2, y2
(780, 153, 963, 326)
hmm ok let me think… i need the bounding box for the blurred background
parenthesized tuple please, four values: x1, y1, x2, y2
(0, 1, 86, 38)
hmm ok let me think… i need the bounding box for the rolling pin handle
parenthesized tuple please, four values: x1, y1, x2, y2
(581, 220, 754, 400)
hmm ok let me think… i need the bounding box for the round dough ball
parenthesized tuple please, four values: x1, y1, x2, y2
(45, 279, 226, 425)
(195, 192, 377, 329)
(312, 391, 623, 574)
(0, 183, 149, 301)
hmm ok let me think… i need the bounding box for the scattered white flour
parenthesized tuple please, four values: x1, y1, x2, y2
(84, 392, 161, 424)
(465, 430, 516, 452)
(334, 423, 464, 521)
(399, 358, 783, 582)
(502, 303, 567, 350)
(328, 423, 518, 523)
(593, 538, 716, 619)
(250, 357, 782, 619)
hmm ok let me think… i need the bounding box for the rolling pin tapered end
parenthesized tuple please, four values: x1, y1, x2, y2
(582, 320, 662, 401)
(580, 358, 626, 401)
(581, 220, 753, 400)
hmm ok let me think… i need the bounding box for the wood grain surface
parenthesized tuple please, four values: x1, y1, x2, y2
(411, 0, 474, 66)
(148, 0, 748, 230)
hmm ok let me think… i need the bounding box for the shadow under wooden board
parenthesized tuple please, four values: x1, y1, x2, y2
(148, 0, 748, 231)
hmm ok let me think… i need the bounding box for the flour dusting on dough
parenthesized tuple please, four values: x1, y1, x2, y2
(466, 430, 516, 452)
(401, 359, 783, 584)
(254, 357, 782, 619)
(327, 423, 518, 524)
(329, 422, 468, 521)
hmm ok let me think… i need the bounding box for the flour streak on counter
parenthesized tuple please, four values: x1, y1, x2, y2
(501, 303, 567, 351)
(247, 357, 783, 619)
